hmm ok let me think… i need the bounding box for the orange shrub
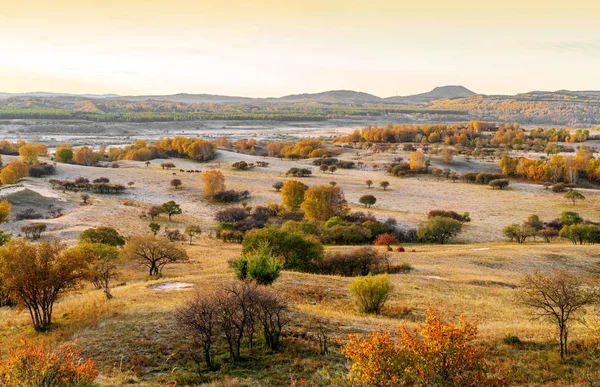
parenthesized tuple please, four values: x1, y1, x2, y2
(341, 308, 507, 387)
(0, 338, 98, 386)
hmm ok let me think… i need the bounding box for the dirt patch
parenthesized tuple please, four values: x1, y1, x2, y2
(147, 282, 194, 291)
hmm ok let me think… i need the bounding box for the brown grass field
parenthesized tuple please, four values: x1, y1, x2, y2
(0, 147, 599, 386)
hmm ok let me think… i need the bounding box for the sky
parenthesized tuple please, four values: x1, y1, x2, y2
(1, 0, 600, 97)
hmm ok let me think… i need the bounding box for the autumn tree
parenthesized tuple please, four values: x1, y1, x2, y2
(281, 180, 306, 214)
(6, 160, 29, 179)
(301, 185, 349, 221)
(359, 194, 377, 208)
(365, 179, 373, 188)
(185, 225, 202, 245)
(380, 181, 390, 191)
(18, 144, 40, 166)
(374, 233, 399, 250)
(0, 200, 10, 223)
(0, 240, 89, 330)
(0, 168, 16, 185)
(121, 235, 189, 276)
(564, 189, 585, 206)
(409, 150, 425, 171)
(441, 148, 454, 164)
(520, 270, 597, 358)
(73, 146, 95, 166)
(202, 170, 225, 197)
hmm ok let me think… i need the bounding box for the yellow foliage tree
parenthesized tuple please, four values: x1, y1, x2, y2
(18, 144, 39, 166)
(301, 185, 349, 221)
(73, 146, 95, 166)
(202, 170, 225, 197)
(281, 180, 306, 213)
(6, 160, 28, 179)
(409, 150, 425, 171)
(0, 200, 10, 223)
(0, 168, 16, 185)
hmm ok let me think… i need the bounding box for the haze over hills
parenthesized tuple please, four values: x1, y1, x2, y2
(0, 86, 480, 104)
(3, 86, 600, 107)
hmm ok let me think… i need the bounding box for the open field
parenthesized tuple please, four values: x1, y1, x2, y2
(0, 138, 599, 386)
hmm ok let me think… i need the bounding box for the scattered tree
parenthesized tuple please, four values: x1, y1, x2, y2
(359, 194, 377, 208)
(74, 243, 120, 299)
(0, 200, 10, 223)
(170, 178, 183, 190)
(160, 200, 182, 221)
(80, 226, 125, 246)
(380, 181, 390, 191)
(149, 222, 161, 236)
(21, 223, 47, 240)
(272, 181, 284, 192)
(202, 170, 225, 197)
(281, 180, 307, 214)
(301, 185, 349, 221)
(564, 189, 585, 206)
(185, 225, 202, 245)
(520, 270, 598, 358)
(366, 179, 373, 188)
(121, 235, 189, 276)
(418, 217, 462, 244)
(0, 240, 88, 330)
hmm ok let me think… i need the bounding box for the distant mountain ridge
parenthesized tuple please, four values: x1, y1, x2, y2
(2, 86, 600, 106)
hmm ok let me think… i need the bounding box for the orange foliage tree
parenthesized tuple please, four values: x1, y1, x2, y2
(341, 308, 506, 387)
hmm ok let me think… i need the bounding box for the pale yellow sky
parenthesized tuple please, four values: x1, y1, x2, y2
(1, 0, 599, 97)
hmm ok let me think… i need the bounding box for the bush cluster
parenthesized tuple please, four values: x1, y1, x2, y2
(178, 281, 288, 368)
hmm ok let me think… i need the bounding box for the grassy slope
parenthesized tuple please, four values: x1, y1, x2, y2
(0, 149, 598, 386)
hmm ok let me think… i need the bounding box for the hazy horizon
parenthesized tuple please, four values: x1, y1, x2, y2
(2, 0, 600, 97)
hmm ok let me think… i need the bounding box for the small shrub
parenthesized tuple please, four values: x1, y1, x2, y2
(489, 178, 510, 190)
(396, 246, 405, 252)
(502, 334, 521, 345)
(396, 261, 412, 272)
(231, 242, 282, 285)
(349, 274, 394, 314)
(15, 208, 43, 220)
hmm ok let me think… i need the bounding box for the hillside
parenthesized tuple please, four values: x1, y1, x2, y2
(386, 85, 478, 103)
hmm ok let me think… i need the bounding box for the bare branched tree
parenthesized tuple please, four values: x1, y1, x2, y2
(519, 270, 598, 358)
